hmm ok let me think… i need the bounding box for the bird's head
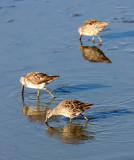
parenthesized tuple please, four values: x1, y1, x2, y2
(20, 76, 25, 85)
(78, 27, 82, 34)
(45, 109, 53, 122)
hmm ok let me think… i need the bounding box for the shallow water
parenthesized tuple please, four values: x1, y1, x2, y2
(0, 0, 134, 159)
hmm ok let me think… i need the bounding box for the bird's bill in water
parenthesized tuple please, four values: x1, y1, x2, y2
(22, 85, 24, 93)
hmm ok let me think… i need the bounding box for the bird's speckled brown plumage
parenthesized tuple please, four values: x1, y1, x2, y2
(45, 99, 94, 122)
(24, 72, 59, 85)
(78, 20, 110, 43)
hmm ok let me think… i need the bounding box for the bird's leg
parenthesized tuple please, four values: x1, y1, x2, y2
(97, 34, 102, 43)
(81, 114, 89, 121)
(22, 85, 24, 94)
(84, 116, 89, 121)
(70, 118, 72, 123)
(37, 89, 40, 97)
(43, 88, 55, 98)
(92, 36, 95, 43)
(79, 35, 82, 41)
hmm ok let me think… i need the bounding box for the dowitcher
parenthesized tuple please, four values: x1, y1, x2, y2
(78, 20, 110, 43)
(20, 72, 59, 98)
(45, 99, 94, 122)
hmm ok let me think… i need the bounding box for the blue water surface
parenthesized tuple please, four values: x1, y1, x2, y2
(0, 0, 134, 160)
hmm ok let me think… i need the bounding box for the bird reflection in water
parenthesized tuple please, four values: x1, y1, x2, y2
(21, 95, 54, 122)
(45, 122, 95, 144)
(79, 41, 112, 63)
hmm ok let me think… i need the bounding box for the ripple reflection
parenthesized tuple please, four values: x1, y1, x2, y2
(45, 122, 95, 144)
(21, 95, 47, 122)
(79, 41, 111, 63)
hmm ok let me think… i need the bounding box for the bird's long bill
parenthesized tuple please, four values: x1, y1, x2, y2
(45, 118, 48, 123)
(22, 85, 24, 94)
(45, 121, 49, 126)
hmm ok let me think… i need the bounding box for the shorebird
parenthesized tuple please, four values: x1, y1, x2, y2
(45, 99, 94, 122)
(20, 72, 59, 98)
(78, 20, 110, 43)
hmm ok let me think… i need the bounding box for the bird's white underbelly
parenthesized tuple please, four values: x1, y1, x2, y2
(84, 30, 98, 36)
(25, 81, 45, 89)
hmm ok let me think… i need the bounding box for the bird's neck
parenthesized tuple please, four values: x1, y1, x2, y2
(51, 107, 61, 116)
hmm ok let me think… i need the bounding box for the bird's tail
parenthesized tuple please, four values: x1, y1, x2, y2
(106, 22, 110, 25)
(49, 75, 59, 80)
(83, 104, 94, 109)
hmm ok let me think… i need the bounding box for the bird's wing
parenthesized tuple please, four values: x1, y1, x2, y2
(26, 72, 51, 84)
